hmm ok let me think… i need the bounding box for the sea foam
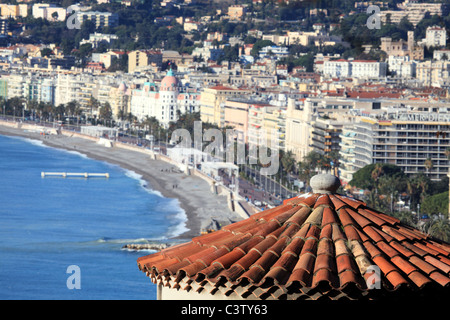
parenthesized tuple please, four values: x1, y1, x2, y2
(122, 168, 189, 238)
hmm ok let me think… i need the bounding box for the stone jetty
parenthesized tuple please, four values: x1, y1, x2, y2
(122, 243, 172, 251)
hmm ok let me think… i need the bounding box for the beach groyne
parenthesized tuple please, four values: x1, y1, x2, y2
(122, 243, 171, 251)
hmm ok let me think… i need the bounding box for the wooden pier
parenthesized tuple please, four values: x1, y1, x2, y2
(41, 172, 110, 178)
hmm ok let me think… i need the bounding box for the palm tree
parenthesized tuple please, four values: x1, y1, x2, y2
(87, 96, 100, 122)
(391, 210, 415, 227)
(281, 150, 296, 175)
(98, 102, 113, 126)
(379, 174, 405, 215)
(445, 148, 450, 161)
(371, 163, 383, 194)
(424, 218, 450, 242)
(297, 160, 314, 183)
(424, 158, 434, 175)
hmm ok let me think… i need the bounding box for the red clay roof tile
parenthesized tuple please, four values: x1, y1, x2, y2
(424, 256, 450, 274)
(429, 271, 450, 287)
(408, 270, 433, 288)
(346, 209, 373, 228)
(138, 174, 450, 300)
(328, 194, 347, 210)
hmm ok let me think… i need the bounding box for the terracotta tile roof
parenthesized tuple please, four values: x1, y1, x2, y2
(137, 175, 450, 300)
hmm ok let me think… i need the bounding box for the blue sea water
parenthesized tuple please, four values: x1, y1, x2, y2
(0, 134, 188, 300)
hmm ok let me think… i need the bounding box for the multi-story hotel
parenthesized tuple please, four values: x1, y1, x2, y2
(0, 73, 55, 105)
(322, 59, 387, 79)
(338, 127, 357, 183)
(349, 111, 450, 182)
(200, 85, 252, 128)
(310, 117, 345, 156)
(247, 103, 285, 153)
(130, 69, 200, 126)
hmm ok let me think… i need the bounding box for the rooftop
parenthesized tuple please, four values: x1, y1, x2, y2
(137, 174, 450, 300)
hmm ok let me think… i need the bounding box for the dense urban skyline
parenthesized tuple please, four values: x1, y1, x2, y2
(1, 0, 450, 303)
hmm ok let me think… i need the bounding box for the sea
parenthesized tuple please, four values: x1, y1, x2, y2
(0, 134, 189, 300)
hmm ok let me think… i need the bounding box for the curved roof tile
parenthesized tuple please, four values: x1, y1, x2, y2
(137, 174, 450, 300)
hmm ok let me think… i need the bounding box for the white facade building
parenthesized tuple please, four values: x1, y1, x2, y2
(130, 69, 200, 126)
(323, 59, 387, 79)
(323, 59, 351, 78)
(425, 26, 447, 48)
(32, 4, 66, 21)
(388, 55, 416, 78)
(350, 60, 387, 79)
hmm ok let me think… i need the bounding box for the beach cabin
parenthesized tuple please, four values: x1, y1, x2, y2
(80, 126, 118, 139)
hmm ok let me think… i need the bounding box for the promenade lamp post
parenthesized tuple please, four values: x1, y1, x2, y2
(22, 102, 26, 122)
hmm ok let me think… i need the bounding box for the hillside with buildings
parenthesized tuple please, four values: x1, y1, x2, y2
(0, 0, 449, 239)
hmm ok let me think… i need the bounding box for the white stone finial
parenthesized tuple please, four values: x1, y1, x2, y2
(310, 174, 341, 194)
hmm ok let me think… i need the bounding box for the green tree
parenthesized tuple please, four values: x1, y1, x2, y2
(350, 164, 405, 191)
(250, 39, 275, 58)
(280, 150, 296, 175)
(378, 174, 406, 214)
(421, 191, 449, 219)
(40, 48, 53, 57)
(423, 218, 450, 242)
(99, 102, 113, 125)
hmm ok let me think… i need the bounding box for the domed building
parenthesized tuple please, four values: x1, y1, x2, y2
(159, 68, 180, 124)
(130, 68, 200, 126)
(160, 68, 179, 92)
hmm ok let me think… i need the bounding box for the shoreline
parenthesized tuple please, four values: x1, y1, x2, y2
(0, 123, 242, 240)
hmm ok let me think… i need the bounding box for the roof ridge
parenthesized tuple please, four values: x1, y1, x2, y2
(138, 175, 450, 300)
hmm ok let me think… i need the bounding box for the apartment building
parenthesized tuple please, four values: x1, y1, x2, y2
(128, 50, 163, 73)
(310, 117, 345, 157)
(247, 103, 285, 153)
(32, 3, 66, 21)
(424, 26, 447, 48)
(351, 111, 450, 181)
(388, 55, 416, 78)
(416, 60, 450, 87)
(0, 4, 28, 19)
(258, 46, 289, 61)
(191, 46, 224, 62)
(380, 1, 448, 26)
(338, 127, 357, 183)
(0, 73, 55, 104)
(351, 60, 387, 79)
(23, 76, 55, 104)
(109, 82, 130, 120)
(323, 59, 387, 79)
(434, 49, 450, 61)
(227, 5, 246, 21)
(200, 85, 252, 127)
(323, 59, 351, 78)
(55, 73, 96, 110)
(76, 11, 119, 28)
(80, 33, 118, 49)
(223, 99, 258, 143)
(285, 99, 313, 161)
